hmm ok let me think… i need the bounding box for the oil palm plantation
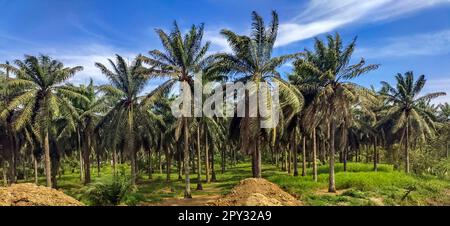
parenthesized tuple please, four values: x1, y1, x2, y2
(299, 34, 379, 192)
(95, 54, 170, 185)
(141, 22, 211, 198)
(380, 72, 446, 173)
(0, 55, 83, 187)
(210, 11, 303, 178)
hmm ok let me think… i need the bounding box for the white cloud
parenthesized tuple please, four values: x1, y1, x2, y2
(276, 0, 450, 47)
(0, 42, 135, 85)
(358, 30, 450, 58)
(56, 44, 135, 85)
(204, 29, 232, 53)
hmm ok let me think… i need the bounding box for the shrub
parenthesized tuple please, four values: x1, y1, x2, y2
(83, 175, 132, 206)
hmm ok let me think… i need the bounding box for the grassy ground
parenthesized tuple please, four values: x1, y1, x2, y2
(266, 163, 450, 206)
(25, 162, 450, 206)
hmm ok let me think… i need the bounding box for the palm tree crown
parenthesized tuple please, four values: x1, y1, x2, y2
(381, 71, 446, 173)
(95, 54, 166, 185)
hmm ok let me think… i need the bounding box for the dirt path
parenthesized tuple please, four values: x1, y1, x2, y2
(147, 187, 223, 206)
(151, 194, 222, 206)
(144, 178, 303, 206)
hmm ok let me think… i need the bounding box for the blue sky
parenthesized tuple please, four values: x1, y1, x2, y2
(1, 0, 450, 103)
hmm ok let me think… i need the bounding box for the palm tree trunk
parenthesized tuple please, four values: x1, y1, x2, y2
(293, 130, 298, 177)
(312, 127, 317, 182)
(270, 144, 274, 164)
(210, 143, 217, 182)
(328, 120, 336, 193)
(148, 149, 153, 180)
(374, 137, 378, 172)
(288, 144, 292, 175)
(1, 159, 7, 186)
(33, 154, 38, 185)
(257, 140, 261, 178)
(77, 129, 84, 181)
(233, 146, 237, 166)
(165, 148, 171, 182)
(205, 126, 210, 183)
(112, 149, 117, 176)
(177, 143, 183, 181)
(365, 144, 369, 163)
(96, 152, 100, 177)
(50, 154, 59, 189)
(191, 145, 196, 174)
(196, 125, 203, 190)
(275, 145, 279, 168)
(252, 140, 262, 178)
(83, 133, 91, 185)
(221, 145, 226, 174)
(344, 147, 348, 172)
(302, 136, 307, 177)
(356, 146, 359, 162)
(183, 117, 192, 198)
(43, 130, 52, 188)
(405, 122, 410, 174)
(158, 149, 162, 174)
(322, 138, 326, 164)
(128, 108, 136, 185)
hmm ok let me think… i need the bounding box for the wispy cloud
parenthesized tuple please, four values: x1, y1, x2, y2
(56, 44, 135, 85)
(423, 78, 450, 104)
(275, 0, 450, 47)
(0, 33, 37, 46)
(205, 28, 232, 53)
(358, 29, 450, 58)
(0, 41, 134, 85)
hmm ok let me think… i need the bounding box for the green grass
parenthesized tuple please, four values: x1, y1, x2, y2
(21, 162, 450, 206)
(267, 163, 450, 206)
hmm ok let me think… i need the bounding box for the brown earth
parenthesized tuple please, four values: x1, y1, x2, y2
(152, 194, 222, 206)
(212, 178, 302, 206)
(0, 183, 83, 206)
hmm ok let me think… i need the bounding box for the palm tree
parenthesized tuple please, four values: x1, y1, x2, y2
(438, 103, 450, 158)
(350, 100, 379, 171)
(60, 80, 108, 184)
(439, 103, 450, 121)
(0, 55, 83, 187)
(210, 11, 302, 178)
(0, 62, 21, 184)
(300, 34, 379, 192)
(290, 57, 327, 181)
(380, 72, 446, 173)
(95, 54, 170, 185)
(141, 22, 210, 198)
(0, 71, 9, 185)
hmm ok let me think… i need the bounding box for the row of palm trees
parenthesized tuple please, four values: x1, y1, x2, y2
(0, 11, 448, 197)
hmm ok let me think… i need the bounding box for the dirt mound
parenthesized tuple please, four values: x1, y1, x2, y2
(212, 178, 301, 206)
(0, 183, 83, 206)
